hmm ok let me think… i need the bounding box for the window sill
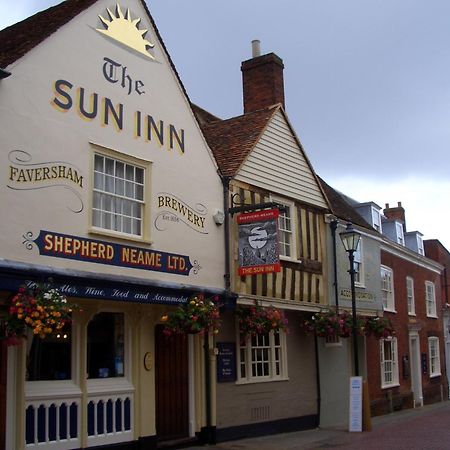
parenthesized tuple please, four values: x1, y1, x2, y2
(87, 377, 134, 394)
(426, 315, 438, 319)
(381, 383, 400, 390)
(279, 255, 301, 264)
(383, 308, 397, 313)
(26, 380, 82, 399)
(430, 373, 442, 378)
(408, 313, 416, 317)
(236, 376, 289, 385)
(89, 227, 152, 245)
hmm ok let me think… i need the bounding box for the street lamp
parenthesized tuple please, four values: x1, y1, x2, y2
(340, 222, 361, 377)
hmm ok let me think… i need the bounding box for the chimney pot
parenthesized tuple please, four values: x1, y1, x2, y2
(252, 39, 261, 58)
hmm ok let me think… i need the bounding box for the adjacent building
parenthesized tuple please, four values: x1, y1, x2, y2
(196, 43, 331, 440)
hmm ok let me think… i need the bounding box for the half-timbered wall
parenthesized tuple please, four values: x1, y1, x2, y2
(231, 182, 327, 307)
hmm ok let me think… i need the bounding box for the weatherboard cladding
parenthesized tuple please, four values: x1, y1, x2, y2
(235, 110, 328, 209)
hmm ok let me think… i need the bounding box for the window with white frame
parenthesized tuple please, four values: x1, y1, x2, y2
(353, 239, 363, 285)
(417, 236, 424, 255)
(372, 207, 382, 233)
(238, 330, 287, 382)
(92, 152, 147, 238)
(396, 222, 404, 246)
(428, 337, 441, 377)
(380, 337, 399, 388)
(406, 276, 415, 315)
(381, 266, 395, 311)
(271, 197, 296, 259)
(425, 281, 437, 317)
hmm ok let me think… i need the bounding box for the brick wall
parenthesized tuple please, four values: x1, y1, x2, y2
(241, 53, 285, 113)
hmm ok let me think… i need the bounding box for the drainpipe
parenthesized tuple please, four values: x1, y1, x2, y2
(330, 219, 339, 312)
(314, 332, 321, 425)
(202, 175, 231, 445)
(223, 176, 232, 295)
(203, 332, 214, 443)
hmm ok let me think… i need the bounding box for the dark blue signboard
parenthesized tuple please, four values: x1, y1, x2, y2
(217, 342, 236, 382)
(25, 230, 194, 276)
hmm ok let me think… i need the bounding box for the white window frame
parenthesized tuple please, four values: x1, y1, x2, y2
(380, 337, 399, 388)
(353, 239, 364, 287)
(406, 276, 415, 316)
(396, 222, 404, 246)
(90, 144, 151, 243)
(381, 265, 395, 312)
(426, 281, 437, 318)
(270, 196, 297, 261)
(417, 236, 424, 255)
(237, 330, 288, 384)
(428, 337, 441, 377)
(372, 207, 382, 233)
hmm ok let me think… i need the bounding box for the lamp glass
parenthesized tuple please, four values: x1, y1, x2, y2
(340, 222, 361, 253)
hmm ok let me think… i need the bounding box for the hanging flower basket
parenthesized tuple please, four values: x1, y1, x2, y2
(161, 294, 221, 337)
(0, 284, 79, 345)
(300, 309, 394, 339)
(364, 316, 395, 338)
(236, 302, 288, 339)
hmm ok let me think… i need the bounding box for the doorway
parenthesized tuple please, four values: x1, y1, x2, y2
(409, 334, 423, 407)
(155, 325, 189, 441)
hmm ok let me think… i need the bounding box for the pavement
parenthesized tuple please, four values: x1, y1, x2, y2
(183, 399, 450, 450)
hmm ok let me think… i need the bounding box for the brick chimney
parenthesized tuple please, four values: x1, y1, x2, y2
(384, 202, 406, 230)
(241, 40, 285, 113)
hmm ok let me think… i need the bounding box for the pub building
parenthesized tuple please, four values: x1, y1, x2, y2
(0, 1, 226, 449)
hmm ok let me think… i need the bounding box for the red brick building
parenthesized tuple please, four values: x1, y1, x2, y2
(366, 205, 447, 415)
(424, 239, 450, 399)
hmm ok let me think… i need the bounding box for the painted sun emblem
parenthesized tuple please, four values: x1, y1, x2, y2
(96, 4, 155, 60)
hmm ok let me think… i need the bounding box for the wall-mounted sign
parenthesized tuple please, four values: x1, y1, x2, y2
(51, 77, 186, 154)
(339, 289, 374, 301)
(237, 209, 281, 276)
(155, 193, 208, 234)
(217, 342, 236, 382)
(0, 277, 191, 305)
(7, 150, 84, 213)
(23, 230, 199, 276)
(349, 376, 362, 433)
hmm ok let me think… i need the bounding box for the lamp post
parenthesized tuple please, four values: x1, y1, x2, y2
(340, 222, 361, 377)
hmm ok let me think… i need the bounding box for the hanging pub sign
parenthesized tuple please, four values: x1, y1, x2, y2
(237, 209, 281, 276)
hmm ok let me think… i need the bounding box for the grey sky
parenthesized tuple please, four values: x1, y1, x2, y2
(1, 1, 449, 248)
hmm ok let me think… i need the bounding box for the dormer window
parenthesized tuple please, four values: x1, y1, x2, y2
(417, 236, 424, 255)
(396, 223, 404, 246)
(372, 207, 382, 233)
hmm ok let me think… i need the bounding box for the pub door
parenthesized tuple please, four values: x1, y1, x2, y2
(155, 324, 189, 441)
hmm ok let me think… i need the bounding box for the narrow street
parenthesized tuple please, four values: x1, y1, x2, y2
(185, 400, 450, 450)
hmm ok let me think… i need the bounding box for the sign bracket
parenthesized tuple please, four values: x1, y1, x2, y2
(228, 193, 287, 217)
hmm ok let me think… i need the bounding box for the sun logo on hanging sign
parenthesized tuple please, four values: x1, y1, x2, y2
(96, 4, 155, 60)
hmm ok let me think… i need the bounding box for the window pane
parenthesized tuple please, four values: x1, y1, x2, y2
(87, 313, 125, 379)
(105, 158, 114, 175)
(125, 165, 134, 181)
(27, 325, 72, 381)
(116, 162, 124, 178)
(94, 154, 103, 172)
(135, 168, 144, 184)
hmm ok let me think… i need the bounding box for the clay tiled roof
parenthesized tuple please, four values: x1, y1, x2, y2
(0, 0, 99, 68)
(317, 176, 375, 232)
(199, 105, 279, 177)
